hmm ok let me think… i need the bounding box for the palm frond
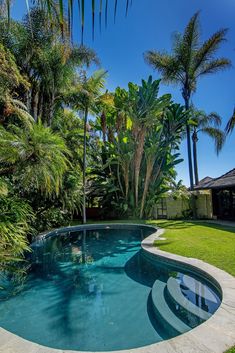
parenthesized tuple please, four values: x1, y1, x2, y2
(3, 0, 133, 43)
(226, 108, 235, 135)
(178, 11, 200, 70)
(144, 51, 182, 84)
(196, 58, 231, 77)
(193, 29, 229, 73)
(201, 126, 225, 154)
(193, 110, 222, 128)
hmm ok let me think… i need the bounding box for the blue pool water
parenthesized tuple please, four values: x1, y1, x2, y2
(0, 226, 221, 351)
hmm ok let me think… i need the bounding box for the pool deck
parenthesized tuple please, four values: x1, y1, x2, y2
(1, 224, 235, 353)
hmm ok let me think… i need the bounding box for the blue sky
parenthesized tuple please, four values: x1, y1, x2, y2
(12, 0, 235, 185)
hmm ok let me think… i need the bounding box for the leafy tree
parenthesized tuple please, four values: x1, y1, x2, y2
(145, 12, 231, 189)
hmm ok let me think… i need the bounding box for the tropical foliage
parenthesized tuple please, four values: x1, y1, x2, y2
(88, 78, 188, 218)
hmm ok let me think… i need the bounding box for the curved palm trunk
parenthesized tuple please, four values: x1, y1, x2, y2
(192, 129, 199, 185)
(82, 106, 88, 224)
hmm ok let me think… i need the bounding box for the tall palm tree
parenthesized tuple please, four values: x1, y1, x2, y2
(190, 110, 225, 185)
(145, 12, 231, 190)
(68, 70, 106, 223)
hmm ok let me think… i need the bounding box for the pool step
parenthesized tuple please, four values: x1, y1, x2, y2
(151, 279, 191, 336)
(167, 277, 211, 321)
(182, 275, 218, 304)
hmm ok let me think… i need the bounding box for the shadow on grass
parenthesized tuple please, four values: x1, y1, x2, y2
(184, 221, 235, 235)
(154, 240, 175, 247)
(153, 220, 197, 230)
(154, 220, 235, 233)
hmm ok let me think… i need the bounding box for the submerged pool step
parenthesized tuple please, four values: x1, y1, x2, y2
(182, 275, 218, 304)
(151, 279, 191, 336)
(167, 277, 211, 321)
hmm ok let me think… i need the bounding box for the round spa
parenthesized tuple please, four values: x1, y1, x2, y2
(0, 224, 221, 351)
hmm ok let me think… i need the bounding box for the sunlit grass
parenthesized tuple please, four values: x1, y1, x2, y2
(152, 220, 235, 277)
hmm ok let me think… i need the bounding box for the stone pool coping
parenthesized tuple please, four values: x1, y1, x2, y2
(1, 223, 235, 353)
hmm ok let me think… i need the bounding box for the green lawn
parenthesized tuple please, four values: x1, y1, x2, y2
(151, 220, 235, 277)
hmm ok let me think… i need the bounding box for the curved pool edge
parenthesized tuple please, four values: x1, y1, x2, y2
(141, 227, 235, 353)
(1, 223, 235, 353)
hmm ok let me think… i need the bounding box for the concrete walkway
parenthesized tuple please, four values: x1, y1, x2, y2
(197, 219, 235, 228)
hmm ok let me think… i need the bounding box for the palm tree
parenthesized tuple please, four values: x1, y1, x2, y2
(0, 120, 70, 196)
(145, 12, 231, 190)
(190, 110, 225, 185)
(67, 70, 106, 223)
(0, 42, 32, 126)
(0, 8, 99, 125)
(226, 108, 235, 135)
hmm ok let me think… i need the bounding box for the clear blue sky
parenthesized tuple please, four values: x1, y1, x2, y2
(12, 0, 235, 186)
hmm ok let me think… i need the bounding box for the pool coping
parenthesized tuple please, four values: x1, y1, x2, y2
(1, 223, 235, 353)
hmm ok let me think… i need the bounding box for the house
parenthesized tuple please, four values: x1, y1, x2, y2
(194, 168, 235, 220)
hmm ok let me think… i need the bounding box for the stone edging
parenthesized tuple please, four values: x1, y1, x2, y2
(1, 224, 235, 353)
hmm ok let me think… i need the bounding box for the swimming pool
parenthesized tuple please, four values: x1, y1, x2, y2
(0, 225, 221, 351)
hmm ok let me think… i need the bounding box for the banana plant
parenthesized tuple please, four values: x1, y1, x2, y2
(127, 76, 171, 208)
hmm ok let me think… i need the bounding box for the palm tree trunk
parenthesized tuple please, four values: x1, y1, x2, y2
(192, 129, 199, 185)
(82, 105, 88, 224)
(134, 127, 146, 207)
(140, 159, 154, 219)
(184, 98, 194, 190)
(184, 95, 197, 219)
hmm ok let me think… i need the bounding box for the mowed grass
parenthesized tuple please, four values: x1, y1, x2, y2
(152, 220, 235, 277)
